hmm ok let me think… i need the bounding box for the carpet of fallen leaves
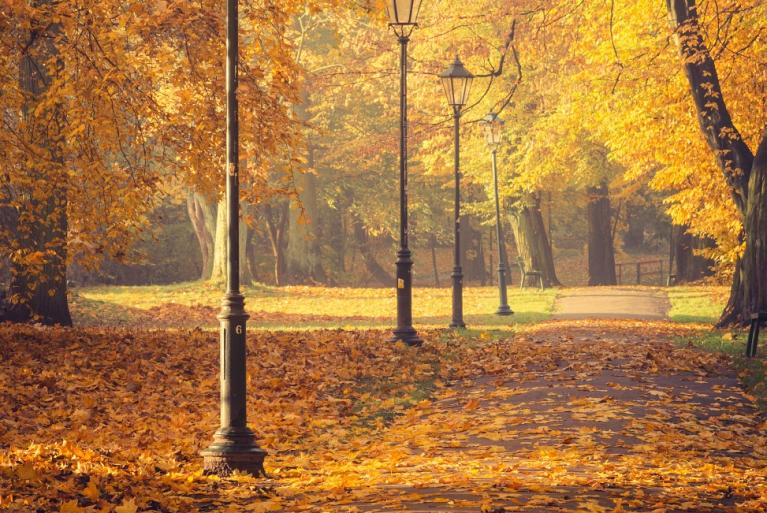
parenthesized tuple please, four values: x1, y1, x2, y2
(2, 320, 767, 512)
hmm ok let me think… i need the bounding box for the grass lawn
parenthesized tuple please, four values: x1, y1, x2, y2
(71, 281, 557, 330)
(666, 285, 729, 323)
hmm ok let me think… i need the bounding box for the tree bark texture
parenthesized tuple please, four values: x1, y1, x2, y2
(509, 193, 561, 288)
(187, 192, 216, 280)
(587, 182, 617, 286)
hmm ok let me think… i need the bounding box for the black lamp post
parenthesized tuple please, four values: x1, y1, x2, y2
(481, 113, 513, 316)
(201, 0, 266, 476)
(439, 56, 474, 329)
(386, 0, 424, 346)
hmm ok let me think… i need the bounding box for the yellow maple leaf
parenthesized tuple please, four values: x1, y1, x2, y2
(15, 463, 38, 481)
(82, 479, 100, 500)
(60, 500, 84, 513)
(115, 498, 138, 513)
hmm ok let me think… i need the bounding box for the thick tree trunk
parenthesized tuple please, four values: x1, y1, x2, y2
(742, 133, 767, 318)
(187, 192, 216, 280)
(587, 182, 617, 286)
(667, 0, 767, 325)
(8, 7, 71, 326)
(674, 226, 715, 282)
(351, 212, 393, 287)
(719, 262, 745, 328)
(509, 193, 561, 288)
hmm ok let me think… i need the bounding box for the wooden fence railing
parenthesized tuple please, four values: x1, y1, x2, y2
(616, 260, 666, 286)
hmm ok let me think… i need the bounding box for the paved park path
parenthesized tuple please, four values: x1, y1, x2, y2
(335, 322, 767, 512)
(553, 286, 670, 321)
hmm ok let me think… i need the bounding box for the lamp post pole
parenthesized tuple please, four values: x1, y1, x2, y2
(491, 148, 513, 316)
(390, 33, 422, 346)
(201, 0, 265, 477)
(450, 106, 466, 329)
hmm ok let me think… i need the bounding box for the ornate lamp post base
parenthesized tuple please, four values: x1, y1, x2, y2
(388, 327, 423, 346)
(202, 427, 266, 476)
(496, 305, 513, 316)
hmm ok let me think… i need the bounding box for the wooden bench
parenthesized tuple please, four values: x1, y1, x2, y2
(746, 312, 767, 358)
(517, 257, 544, 291)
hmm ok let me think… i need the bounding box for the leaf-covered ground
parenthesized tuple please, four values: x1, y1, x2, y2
(3, 320, 766, 512)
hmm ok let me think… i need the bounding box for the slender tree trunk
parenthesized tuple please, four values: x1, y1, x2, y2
(8, 6, 71, 326)
(187, 192, 216, 280)
(587, 182, 617, 286)
(509, 193, 561, 287)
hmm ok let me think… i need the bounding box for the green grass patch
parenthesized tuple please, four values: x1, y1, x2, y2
(667, 285, 729, 323)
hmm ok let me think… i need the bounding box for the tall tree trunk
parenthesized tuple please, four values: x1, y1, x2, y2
(351, 212, 393, 287)
(674, 226, 715, 282)
(587, 182, 617, 286)
(509, 193, 561, 287)
(667, 0, 767, 325)
(187, 192, 216, 280)
(8, 6, 71, 326)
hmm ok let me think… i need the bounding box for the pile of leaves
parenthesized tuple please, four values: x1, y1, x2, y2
(3, 321, 767, 512)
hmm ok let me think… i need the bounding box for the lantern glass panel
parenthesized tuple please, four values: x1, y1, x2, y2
(387, 0, 423, 25)
(441, 76, 455, 106)
(481, 114, 504, 147)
